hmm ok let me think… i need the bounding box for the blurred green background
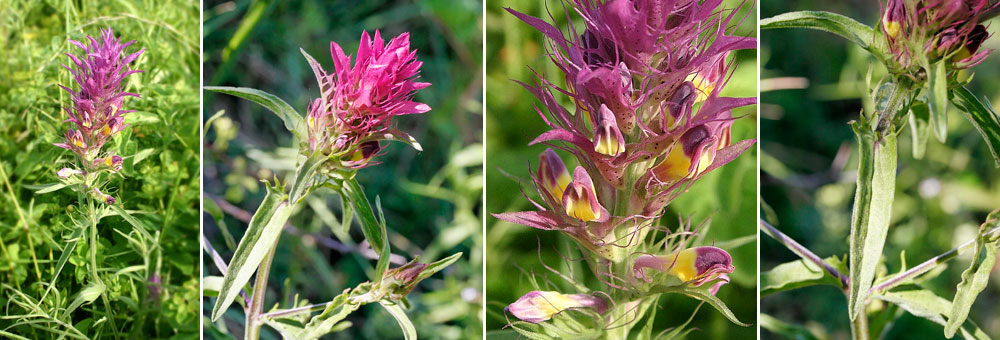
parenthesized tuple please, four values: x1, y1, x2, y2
(484, 0, 758, 338)
(761, 0, 1000, 338)
(201, 0, 483, 339)
(0, 0, 200, 338)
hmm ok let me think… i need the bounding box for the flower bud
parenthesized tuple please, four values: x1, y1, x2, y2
(563, 167, 605, 222)
(57, 167, 84, 178)
(633, 246, 734, 294)
(382, 260, 430, 298)
(593, 104, 626, 156)
(538, 148, 572, 202)
(506, 291, 608, 323)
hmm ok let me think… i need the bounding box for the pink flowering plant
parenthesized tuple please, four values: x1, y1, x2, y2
(761, 1, 1000, 339)
(39, 26, 150, 336)
(203, 30, 460, 339)
(491, 0, 756, 337)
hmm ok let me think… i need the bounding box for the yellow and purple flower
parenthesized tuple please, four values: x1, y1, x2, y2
(633, 246, 734, 294)
(304, 30, 430, 168)
(506, 290, 608, 323)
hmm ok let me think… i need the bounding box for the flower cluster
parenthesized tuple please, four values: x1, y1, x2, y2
(881, 0, 996, 71)
(495, 0, 754, 326)
(303, 30, 430, 168)
(54, 27, 143, 202)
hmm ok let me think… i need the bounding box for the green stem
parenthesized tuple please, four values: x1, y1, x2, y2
(850, 310, 870, 340)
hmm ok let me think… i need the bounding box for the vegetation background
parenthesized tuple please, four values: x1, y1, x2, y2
(0, 0, 201, 338)
(761, 0, 1000, 338)
(200, 0, 484, 339)
(483, 0, 758, 338)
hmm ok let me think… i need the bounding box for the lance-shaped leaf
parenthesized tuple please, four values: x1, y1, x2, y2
(205, 86, 306, 139)
(873, 286, 991, 340)
(848, 124, 897, 321)
(908, 101, 931, 159)
(761, 256, 846, 296)
(760, 11, 885, 59)
(951, 86, 1000, 166)
(277, 290, 361, 340)
(288, 150, 327, 204)
(945, 236, 999, 337)
(647, 283, 750, 326)
(211, 185, 293, 321)
(341, 177, 390, 280)
(927, 61, 948, 142)
(379, 300, 417, 340)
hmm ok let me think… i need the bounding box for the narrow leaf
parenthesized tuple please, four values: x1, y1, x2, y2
(66, 281, 105, 315)
(205, 86, 306, 138)
(760, 313, 820, 340)
(874, 286, 991, 340)
(379, 300, 417, 340)
(927, 61, 949, 142)
(297, 291, 361, 339)
(848, 125, 897, 321)
(211, 185, 293, 321)
(647, 284, 750, 327)
(951, 86, 1000, 166)
(945, 237, 998, 337)
(761, 257, 845, 296)
(342, 177, 390, 280)
(288, 151, 327, 203)
(27, 182, 67, 194)
(908, 101, 931, 159)
(760, 11, 883, 58)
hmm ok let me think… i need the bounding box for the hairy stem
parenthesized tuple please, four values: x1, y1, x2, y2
(870, 226, 1000, 294)
(245, 238, 280, 340)
(760, 219, 849, 288)
(850, 310, 870, 340)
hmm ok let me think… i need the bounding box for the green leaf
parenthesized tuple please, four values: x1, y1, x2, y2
(204, 86, 306, 138)
(379, 300, 417, 340)
(761, 257, 845, 296)
(211, 185, 293, 321)
(874, 286, 991, 340)
(848, 125, 897, 321)
(107, 205, 155, 244)
(341, 177, 390, 280)
(65, 281, 105, 315)
(759, 313, 820, 340)
(951, 86, 1000, 166)
(288, 151, 327, 204)
(908, 101, 931, 159)
(945, 237, 999, 337)
(927, 61, 949, 142)
(647, 284, 750, 327)
(296, 291, 361, 339)
(412, 252, 462, 283)
(760, 11, 883, 58)
(26, 182, 67, 194)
